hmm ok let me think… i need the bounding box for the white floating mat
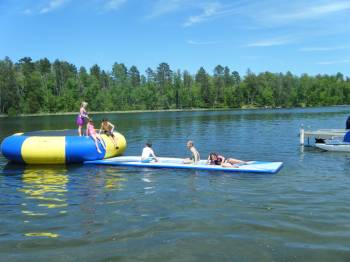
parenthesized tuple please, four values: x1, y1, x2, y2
(84, 156, 283, 174)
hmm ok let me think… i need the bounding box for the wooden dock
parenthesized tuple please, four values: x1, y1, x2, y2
(300, 128, 347, 145)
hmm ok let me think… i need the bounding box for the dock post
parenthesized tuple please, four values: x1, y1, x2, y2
(300, 125, 304, 145)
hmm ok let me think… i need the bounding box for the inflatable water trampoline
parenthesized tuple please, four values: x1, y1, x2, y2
(0, 130, 126, 164)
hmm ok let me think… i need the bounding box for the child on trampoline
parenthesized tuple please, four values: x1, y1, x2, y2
(86, 118, 106, 154)
(76, 101, 89, 136)
(99, 118, 119, 149)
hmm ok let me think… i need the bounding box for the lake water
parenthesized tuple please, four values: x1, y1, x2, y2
(1, 107, 350, 261)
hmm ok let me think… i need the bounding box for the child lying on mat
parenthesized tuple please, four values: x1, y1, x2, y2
(207, 152, 247, 167)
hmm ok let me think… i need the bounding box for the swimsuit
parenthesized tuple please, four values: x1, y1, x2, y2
(76, 115, 84, 126)
(76, 108, 88, 126)
(210, 155, 224, 165)
(102, 130, 114, 136)
(141, 157, 155, 163)
(87, 124, 96, 136)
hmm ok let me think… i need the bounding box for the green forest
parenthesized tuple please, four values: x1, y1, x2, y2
(0, 56, 349, 116)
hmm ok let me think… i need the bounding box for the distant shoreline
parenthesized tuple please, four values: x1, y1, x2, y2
(0, 107, 249, 118)
(0, 105, 349, 118)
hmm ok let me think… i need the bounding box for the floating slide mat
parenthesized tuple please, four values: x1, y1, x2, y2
(84, 156, 283, 174)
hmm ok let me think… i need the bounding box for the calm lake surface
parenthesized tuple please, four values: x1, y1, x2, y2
(1, 107, 350, 261)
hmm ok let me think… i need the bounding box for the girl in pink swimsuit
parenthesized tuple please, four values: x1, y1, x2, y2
(86, 119, 106, 154)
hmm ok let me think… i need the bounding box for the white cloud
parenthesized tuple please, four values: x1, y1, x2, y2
(268, 1, 350, 23)
(299, 46, 350, 51)
(187, 40, 218, 45)
(22, 0, 125, 15)
(183, 2, 241, 27)
(104, 0, 127, 11)
(147, 0, 188, 18)
(247, 37, 292, 47)
(148, 1, 342, 28)
(147, 0, 241, 25)
(40, 0, 69, 14)
(183, 2, 221, 27)
(317, 59, 350, 65)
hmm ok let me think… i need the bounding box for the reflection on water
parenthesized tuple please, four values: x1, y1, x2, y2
(20, 167, 68, 210)
(1, 164, 128, 241)
(142, 173, 156, 194)
(105, 175, 126, 190)
(103, 168, 127, 191)
(19, 165, 67, 238)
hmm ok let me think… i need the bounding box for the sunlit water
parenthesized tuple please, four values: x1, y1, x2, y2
(1, 107, 350, 261)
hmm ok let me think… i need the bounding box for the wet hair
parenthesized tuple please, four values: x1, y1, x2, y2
(146, 142, 152, 147)
(209, 152, 218, 160)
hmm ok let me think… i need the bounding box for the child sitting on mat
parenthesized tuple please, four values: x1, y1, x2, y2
(141, 142, 158, 163)
(183, 140, 200, 164)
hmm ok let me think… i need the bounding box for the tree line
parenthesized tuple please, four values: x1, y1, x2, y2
(0, 56, 349, 115)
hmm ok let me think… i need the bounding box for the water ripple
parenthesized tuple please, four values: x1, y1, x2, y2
(1, 107, 350, 260)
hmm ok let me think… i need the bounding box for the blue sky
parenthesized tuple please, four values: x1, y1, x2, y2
(1, 0, 350, 76)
